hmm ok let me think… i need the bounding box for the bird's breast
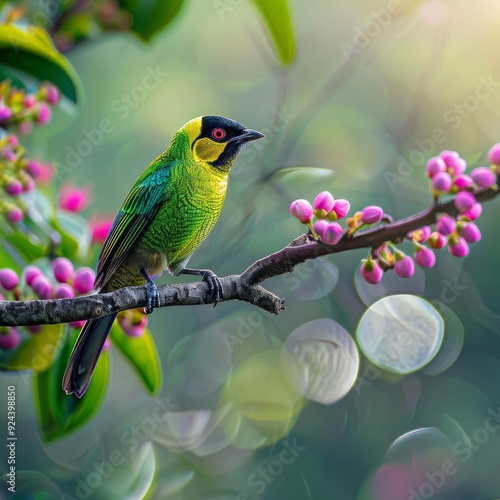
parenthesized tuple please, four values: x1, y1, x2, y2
(139, 164, 229, 272)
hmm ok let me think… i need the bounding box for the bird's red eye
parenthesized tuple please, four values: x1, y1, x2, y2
(212, 128, 226, 140)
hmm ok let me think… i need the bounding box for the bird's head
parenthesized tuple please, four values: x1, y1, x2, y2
(178, 116, 265, 171)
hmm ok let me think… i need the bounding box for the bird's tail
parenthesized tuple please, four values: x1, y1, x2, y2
(62, 314, 117, 398)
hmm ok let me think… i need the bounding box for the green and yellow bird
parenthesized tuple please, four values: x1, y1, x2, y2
(62, 116, 264, 397)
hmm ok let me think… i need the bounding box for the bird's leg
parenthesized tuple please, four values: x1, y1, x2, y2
(140, 268, 160, 314)
(180, 268, 223, 306)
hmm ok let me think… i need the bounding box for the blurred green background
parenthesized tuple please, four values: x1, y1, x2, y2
(2, 0, 500, 498)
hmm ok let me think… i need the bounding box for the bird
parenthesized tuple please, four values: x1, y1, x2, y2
(62, 115, 265, 398)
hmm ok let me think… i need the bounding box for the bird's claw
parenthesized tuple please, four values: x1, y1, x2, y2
(145, 280, 160, 314)
(141, 268, 160, 314)
(201, 270, 223, 306)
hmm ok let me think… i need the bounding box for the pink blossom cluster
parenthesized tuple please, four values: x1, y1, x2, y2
(290, 191, 350, 245)
(0, 260, 95, 350)
(0, 80, 59, 134)
(0, 133, 55, 224)
(289, 145, 499, 286)
(360, 144, 499, 285)
(427, 149, 497, 199)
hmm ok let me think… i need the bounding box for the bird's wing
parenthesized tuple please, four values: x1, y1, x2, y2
(94, 167, 172, 290)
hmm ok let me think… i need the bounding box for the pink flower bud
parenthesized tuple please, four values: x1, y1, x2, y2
(52, 257, 74, 283)
(454, 191, 476, 212)
(53, 283, 75, 299)
(331, 199, 350, 220)
(73, 267, 95, 294)
(24, 265, 42, 286)
(36, 103, 51, 125)
(25, 160, 41, 179)
(431, 172, 452, 194)
(436, 214, 456, 236)
(414, 247, 436, 268)
(394, 255, 415, 278)
(439, 151, 466, 176)
(2, 150, 15, 162)
(470, 166, 496, 189)
(90, 216, 114, 245)
(6, 207, 23, 224)
(448, 237, 469, 257)
(439, 150, 459, 159)
(22, 174, 35, 193)
(488, 143, 500, 165)
(24, 94, 37, 108)
(289, 199, 313, 223)
(459, 222, 481, 243)
(313, 191, 335, 214)
(0, 327, 20, 350)
(320, 222, 343, 245)
(119, 312, 148, 337)
(32, 275, 52, 299)
(44, 84, 60, 105)
(408, 226, 431, 243)
(0, 104, 12, 122)
(8, 135, 18, 147)
(447, 157, 467, 177)
(460, 202, 482, 221)
(5, 179, 23, 196)
(0, 268, 19, 290)
(361, 259, 383, 284)
(426, 157, 446, 178)
(51, 257, 74, 283)
(58, 183, 92, 213)
(125, 320, 147, 337)
(360, 205, 384, 225)
(453, 174, 474, 191)
(313, 219, 329, 239)
(428, 231, 448, 249)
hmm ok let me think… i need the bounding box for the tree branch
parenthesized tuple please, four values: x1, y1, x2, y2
(1, 182, 498, 327)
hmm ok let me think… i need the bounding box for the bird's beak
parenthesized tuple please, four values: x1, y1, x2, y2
(237, 128, 266, 143)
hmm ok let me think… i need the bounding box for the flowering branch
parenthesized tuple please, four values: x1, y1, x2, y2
(0, 166, 498, 327)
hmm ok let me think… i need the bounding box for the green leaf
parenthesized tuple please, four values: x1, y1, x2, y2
(51, 211, 90, 260)
(33, 330, 109, 443)
(0, 239, 24, 272)
(252, 0, 295, 65)
(7, 324, 64, 372)
(0, 24, 81, 103)
(118, 0, 184, 41)
(3, 232, 45, 262)
(110, 322, 162, 395)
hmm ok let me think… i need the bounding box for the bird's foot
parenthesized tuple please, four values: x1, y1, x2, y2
(181, 268, 223, 306)
(141, 268, 160, 314)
